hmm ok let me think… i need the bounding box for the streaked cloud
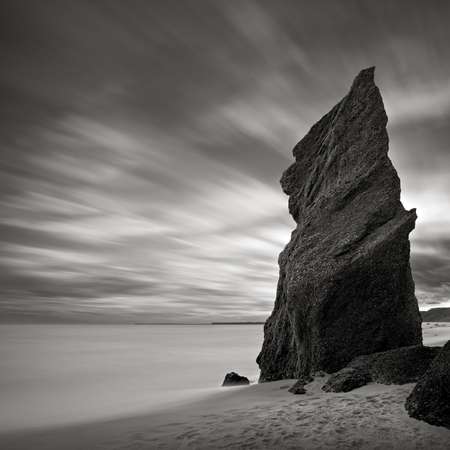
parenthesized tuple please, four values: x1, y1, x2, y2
(1, 0, 449, 322)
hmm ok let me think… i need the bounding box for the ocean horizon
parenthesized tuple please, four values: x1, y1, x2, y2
(0, 324, 263, 432)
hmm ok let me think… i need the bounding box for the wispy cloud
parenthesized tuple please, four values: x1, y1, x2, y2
(1, 0, 449, 321)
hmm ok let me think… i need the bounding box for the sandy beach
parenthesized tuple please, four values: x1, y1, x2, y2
(1, 322, 449, 450)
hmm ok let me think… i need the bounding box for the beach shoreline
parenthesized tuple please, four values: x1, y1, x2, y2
(2, 322, 450, 450)
(3, 377, 450, 450)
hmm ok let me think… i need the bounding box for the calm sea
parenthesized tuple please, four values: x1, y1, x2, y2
(0, 324, 263, 432)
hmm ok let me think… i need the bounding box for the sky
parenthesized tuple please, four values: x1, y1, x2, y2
(1, 0, 450, 323)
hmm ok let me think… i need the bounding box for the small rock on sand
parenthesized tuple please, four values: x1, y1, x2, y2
(222, 372, 250, 387)
(288, 379, 307, 395)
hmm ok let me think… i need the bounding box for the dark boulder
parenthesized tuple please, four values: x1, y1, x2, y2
(323, 345, 440, 392)
(288, 379, 306, 395)
(323, 367, 371, 393)
(350, 345, 440, 384)
(405, 341, 450, 428)
(222, 372, 250, 387)
(257, 67, 422, 382)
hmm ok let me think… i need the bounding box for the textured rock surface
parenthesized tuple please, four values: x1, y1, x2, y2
(322, 367, 371, 393)
(405, 341, 450, 428)
(323, 345, 440, 392)
(288, 379, 307, 394)
(222, 372, 250, 387)
(257, 67, 422, 382)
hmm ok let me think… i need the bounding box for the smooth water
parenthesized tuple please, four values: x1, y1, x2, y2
(0, 324, 263, 432)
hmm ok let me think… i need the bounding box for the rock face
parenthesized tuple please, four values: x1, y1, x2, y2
(405, 341, 450, 428)
(257, 67, 422, 382)
(323, 345, 440, 392)
(322, 367, 371, 393)
(222, 372, 250, 387)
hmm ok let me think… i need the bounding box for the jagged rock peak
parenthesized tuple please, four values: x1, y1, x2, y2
(257, 67, 422, 382)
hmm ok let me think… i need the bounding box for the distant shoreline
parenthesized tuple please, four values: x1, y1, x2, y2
(133, 322, 265, 325)
(211, 322, 265, 325)
(0, 322, 266, 326)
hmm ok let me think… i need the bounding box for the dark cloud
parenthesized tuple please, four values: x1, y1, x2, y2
(1, 0, 449, 322)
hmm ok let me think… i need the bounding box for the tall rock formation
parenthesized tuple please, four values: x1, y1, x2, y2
(257, 67, 422, 382)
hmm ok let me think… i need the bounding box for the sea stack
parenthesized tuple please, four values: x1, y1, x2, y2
(257, 67, 422, 382)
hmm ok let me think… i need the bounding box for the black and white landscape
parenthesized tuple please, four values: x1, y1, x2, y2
(1, 1, 450, 449)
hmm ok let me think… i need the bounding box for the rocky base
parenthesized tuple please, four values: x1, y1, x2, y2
(405, 341, 450, 429)
(322, 367, 371, 393)
(323, 345, 440, 393)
